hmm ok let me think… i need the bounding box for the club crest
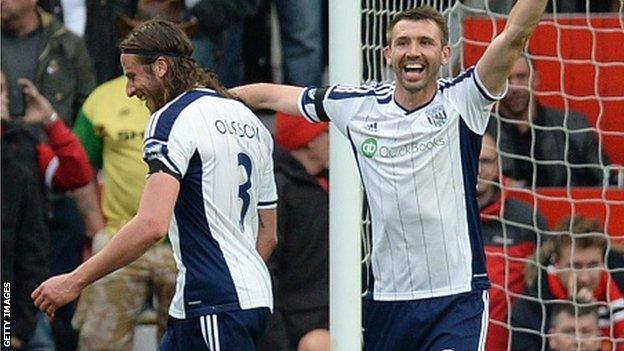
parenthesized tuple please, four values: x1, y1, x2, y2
(426, 105, 448, 128)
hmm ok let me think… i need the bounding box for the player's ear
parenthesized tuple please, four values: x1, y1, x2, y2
(153, 57, 169, 79)
(383, 46, 392, 65)
(440, 45, 451, 66)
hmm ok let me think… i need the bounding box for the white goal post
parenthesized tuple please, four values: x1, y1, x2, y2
(328, 0, 363, 350)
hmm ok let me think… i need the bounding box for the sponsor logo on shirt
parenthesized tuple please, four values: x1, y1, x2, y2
(426, 105, 448, 128)
(361, 138, 378, 158)
(117, 129, 144, 141)
(378, 138, 446, 158)
(360, 137, 446, 159)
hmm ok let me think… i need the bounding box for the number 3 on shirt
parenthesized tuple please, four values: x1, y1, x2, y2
(237, 153, 252, 230)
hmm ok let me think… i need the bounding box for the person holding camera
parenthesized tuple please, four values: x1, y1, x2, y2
(1, 71, 91, 350)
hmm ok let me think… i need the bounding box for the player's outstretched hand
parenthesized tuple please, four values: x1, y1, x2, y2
(31, 273, 82, 319)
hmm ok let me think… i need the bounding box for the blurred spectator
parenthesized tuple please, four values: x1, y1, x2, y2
(272, 0, 324, 86)
(548, 301, 601, 351)
(510, 215, 624, 351)
(259, 113, 329, 351)
(491, 55, 612, 187)
(1, 2, 96, 349)
(242, 0, 273, 84)
(71, 77, 177, 351)
(39, 0, 134, 84)
(1, 72, 93, 196)
(251, 0, 324, 86)
(1, 138, 51, 351)
(70, 4, 191, 350)
(478, 131, 549, 351)
(1, 0, 96, 124)
(1, 70, 51, 351)
(185, 0, 260, 87)
(1, 69, 91, 350)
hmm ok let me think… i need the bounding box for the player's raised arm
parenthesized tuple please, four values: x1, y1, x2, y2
(477, 0, 548, 96)
(231, 83, 304, 116)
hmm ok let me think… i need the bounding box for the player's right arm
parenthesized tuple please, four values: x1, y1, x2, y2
(230, 83, 303, 116)
(32, 171, 179, 317)
(477, 0, 548, 96)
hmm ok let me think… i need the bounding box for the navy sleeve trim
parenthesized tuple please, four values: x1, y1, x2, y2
(258, 200, 278, 207)
(473, 72, 498, 102)
(147, 159, 181, 181)
(314, 87, 331, 122)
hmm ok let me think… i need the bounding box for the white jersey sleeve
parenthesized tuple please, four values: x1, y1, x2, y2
(258, 139, 278, 209)
(439, 64, 508, 135)
(298, 84, 386, 136)
(143, 105, 197, 179)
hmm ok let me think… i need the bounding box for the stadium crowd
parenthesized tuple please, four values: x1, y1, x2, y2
(1, 0, 622, 350)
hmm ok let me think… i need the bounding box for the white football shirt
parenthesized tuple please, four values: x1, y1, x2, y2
(299, 66, 506, 301)
(143, 88, 278, 318)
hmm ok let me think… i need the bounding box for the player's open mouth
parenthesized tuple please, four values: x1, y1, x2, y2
(404, 63, 425, 73)
(403, 63, 426, 80)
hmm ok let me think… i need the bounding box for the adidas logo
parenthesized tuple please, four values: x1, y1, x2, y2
(364, 122, 378, 132)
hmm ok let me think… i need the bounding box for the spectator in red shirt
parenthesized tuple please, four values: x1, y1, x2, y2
(1, 69, 91, 348)
(478, 130, 548, 350)
(1, 71, 92, 193)
(511, 216, 624, 351)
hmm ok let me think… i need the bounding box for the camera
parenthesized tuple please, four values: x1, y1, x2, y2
(8, 86, 25, 117)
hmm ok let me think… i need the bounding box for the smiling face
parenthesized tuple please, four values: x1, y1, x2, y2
(384, 19, 450, 96)
(120, 53, 167, 113)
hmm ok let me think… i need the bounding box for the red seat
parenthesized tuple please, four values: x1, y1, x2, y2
(505, 187, 624, 239)
(463, 15, 624, 165)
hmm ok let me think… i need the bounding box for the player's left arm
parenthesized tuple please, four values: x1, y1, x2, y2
(32, 171, 179, 317)
(477, 0, 549, 96)
(256, 208, 277, 262)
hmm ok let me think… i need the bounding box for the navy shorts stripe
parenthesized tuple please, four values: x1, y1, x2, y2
(159, 308, 270, 351)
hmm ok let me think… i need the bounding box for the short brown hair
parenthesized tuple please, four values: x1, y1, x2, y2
(119, 19, 232, 102)
(552, 215, 608, 257)
(386, 6, 449, 46)
(524, 215, 607, 286)
(550, 299, 599, 329)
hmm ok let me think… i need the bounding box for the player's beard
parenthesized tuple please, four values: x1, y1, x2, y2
(151, 90, 167, 112)
(144, 81, 168, 113)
